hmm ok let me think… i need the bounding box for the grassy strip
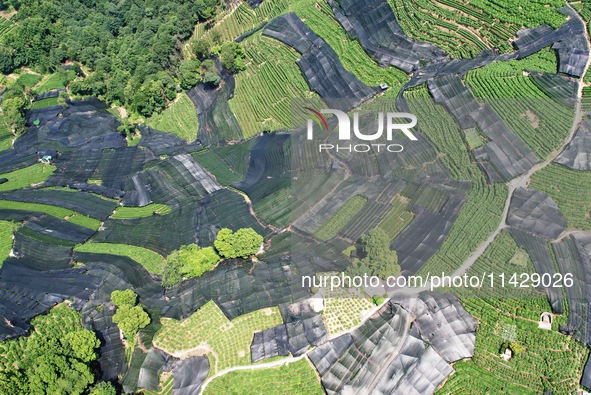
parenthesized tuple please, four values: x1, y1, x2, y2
(16, 73, 42, 88)
(31, 97, 59, 109)
(314, 195, 368, 241)
(35, 71, 74, 93)
(111, 204, 172, 219)
(74, 242, 165, 274)
(0, 221, 15, 267)
(0, 199, 100, 230)
(146, 93, 198, 142)
(0, 163, 56, 191)
(203, 358, 324, 395)
(377, 195, 414, 241)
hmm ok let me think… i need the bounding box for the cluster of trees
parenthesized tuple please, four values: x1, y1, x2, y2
(0, 82, 30, 135)
(0, 305, 116, 394)
(161, 228, 263, 288)
(214, 227, 263, 259)
(111, 290, 150, 344)
(162, 244, 219, 288)
(347, 228, 400, 279)
(0, 0, 226, 117)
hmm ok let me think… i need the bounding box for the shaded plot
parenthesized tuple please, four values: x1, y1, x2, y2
(186, 61, 243, 144)
(391, 291, 477, 363)
(171, 356, 209, 395)
(428, 75, 539, 182)
(508, 228, 564, 314)
(391, 194, 465, 275)
(310, 295, 475, 395)
(514, 7, 588, 77)
(250, 324, 289, 363)
(137, 348, 175, 391)
(507, 187, 567, 240)
(328, 0, 445, 72)
(0, 261, 102, 340)
(138, 126, 203, 157)
(10, 232, 74, 269)
(530, 72, 578, 108)
(471, 103, 539, 180)
(263, 13, 379, 111)
(0, 189, 117, 220)
(232, 133, 291, 203)
(287, 315, 329, 356)
(308, 333, 353, 376)
(555, 119, 591, 170)
(23, 214, 96, 243)
(552, 233, 591, 345)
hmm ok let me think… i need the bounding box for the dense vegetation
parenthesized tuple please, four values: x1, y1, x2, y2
(161, 243, 219, 287)
(214, 227, 263, 259)
(0, 303, 115, 395)
(347, 228, 400, 278)
(314, 195, 368, 241)
(0, 0, 223, 117)
(74, 242, 165, 273)
(146, 93, 198, 142)
(111, 290, 150, 349)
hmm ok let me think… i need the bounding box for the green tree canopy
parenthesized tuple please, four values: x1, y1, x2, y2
(179, 59, 202, 90)
(64, 330, 101, 363)
(112, 305, 150, 338)
(203, 71, 221, 87)
(110, 289, 138, 307)
(162, 244, 219, 288)
(220, 42, 246, 73)
(0, 304, 101, 395)
(192, 39, 211, 60)
(88, 381, 117, 395)
(1, 0, 224, 116)
(347, 228, 400, 279)
(214, 228, 263, 259)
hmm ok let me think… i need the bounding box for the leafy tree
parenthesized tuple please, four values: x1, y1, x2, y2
(110, 289, 137, 307)
(64, 329, 101, 363)
(192, 39, 211, 60)
(88, 381, 117, 395)
(214, 228, 263, 259)
(1, 97, 27, 134)
(203, 71, 221, 87)
(179, 59, 201, 90)
(220, 42, 246, 73)
(0, 305, 102, 395)
(112, 305, 150, 338)
(347, 228, 400, 279)
(162, 255, 183, 288)
(162, 244, 219, 287)
(0, 48, 14, 74)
